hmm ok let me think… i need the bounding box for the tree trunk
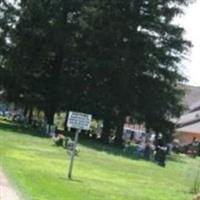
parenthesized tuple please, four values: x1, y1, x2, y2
(155, 132, 159, 149)
(28, 107, 33, 124)
(23, 106, 28, 117)
(45, 108, 55, 135)
(115, 115, 125, 146)
(45, 109, 55, 125)
(64, 112, 68, 133)
(101, 119, 111, 144)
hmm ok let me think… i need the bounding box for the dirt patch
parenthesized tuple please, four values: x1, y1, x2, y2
(0, 168, 21, 200)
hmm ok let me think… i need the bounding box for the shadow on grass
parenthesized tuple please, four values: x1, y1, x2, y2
(79, 138, 190, 165)
(58, 176, 83, 183)
(168, 153, 192, 164)
(0, 120, 188, 165)
(0, 119, 48, 138)
(0, 121, 140, 161)
(79, 138, 140, 161)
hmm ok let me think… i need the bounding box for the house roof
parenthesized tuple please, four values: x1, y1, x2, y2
(177, 121, 200, 134)
(182, 85, 200, 109)
(177, 110, 200, 126)
(175, 85, 200, 134)
(190, 100, 200, 112)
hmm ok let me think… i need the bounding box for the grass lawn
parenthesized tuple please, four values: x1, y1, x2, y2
(0, 120, 199, 200)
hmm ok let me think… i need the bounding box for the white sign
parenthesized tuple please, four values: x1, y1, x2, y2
(67, 111, 92, 131)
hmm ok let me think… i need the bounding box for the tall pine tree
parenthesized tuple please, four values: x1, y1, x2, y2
(80, 0, 192, 144)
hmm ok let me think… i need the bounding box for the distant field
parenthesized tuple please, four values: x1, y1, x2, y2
(0, 120, 198, 200)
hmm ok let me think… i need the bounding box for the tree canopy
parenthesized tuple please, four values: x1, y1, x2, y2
(0, 0, 193, 144)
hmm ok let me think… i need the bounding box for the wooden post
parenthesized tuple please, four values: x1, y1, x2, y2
(68, 129, 80, 179)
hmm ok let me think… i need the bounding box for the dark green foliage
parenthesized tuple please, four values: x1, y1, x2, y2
(0, 0, 193, 144)
(1, 0, 85, 123)
(79, 0, 192, 143)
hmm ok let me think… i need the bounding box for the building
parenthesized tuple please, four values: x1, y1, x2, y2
(175, 85, 200, 144)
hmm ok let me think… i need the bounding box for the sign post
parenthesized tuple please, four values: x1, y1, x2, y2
(67, 111, 92, 179)
(67, 129, 80, 179)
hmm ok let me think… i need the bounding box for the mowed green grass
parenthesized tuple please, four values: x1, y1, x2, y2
(0, 120, 198, 200)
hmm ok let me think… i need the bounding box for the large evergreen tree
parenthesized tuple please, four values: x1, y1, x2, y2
(1, 0, 86, 125)
(80, 0, 192, 144)
(0, 0, 193, 144)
